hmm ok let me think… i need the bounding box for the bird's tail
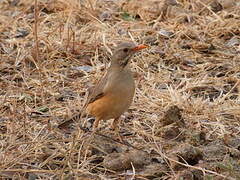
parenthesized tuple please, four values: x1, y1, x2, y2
(58, 93, 90, 129)
(57, 113, 82, 129)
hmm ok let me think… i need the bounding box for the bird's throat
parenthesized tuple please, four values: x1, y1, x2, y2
(111, 58, 129, 69)
(120, 59, 129, 68)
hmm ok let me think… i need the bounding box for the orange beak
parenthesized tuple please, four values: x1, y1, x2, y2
(132, 44, 149, 51)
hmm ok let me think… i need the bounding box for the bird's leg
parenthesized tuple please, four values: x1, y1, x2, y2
(92, 118, 100, 132)
(110, 116, 120, 130)
(110, 117, 123, 142)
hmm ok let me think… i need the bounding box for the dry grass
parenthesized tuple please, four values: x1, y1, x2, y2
(0, 0, 240, 179)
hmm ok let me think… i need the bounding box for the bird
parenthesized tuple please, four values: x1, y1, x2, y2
(58, 42, 148, 134)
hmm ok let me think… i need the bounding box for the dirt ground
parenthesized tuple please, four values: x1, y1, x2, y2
(0, 0, 240, 179)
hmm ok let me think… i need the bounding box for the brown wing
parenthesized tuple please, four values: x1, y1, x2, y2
(85, 71, 109, 105)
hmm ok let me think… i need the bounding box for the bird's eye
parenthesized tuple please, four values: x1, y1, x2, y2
(123, 48, 129, 52)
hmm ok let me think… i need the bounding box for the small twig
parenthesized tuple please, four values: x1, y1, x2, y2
(102, 34, 112, 55)
(59, 23, 63, 41)
(34, 0, 39, 62)
(130, 162, 136, 180)
(218, 80, 239, 103)
(72, 28, 75, 53)
(66, 25, 70, 51)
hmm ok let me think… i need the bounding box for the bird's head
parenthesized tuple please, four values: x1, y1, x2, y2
(111, 42, 148, 68)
